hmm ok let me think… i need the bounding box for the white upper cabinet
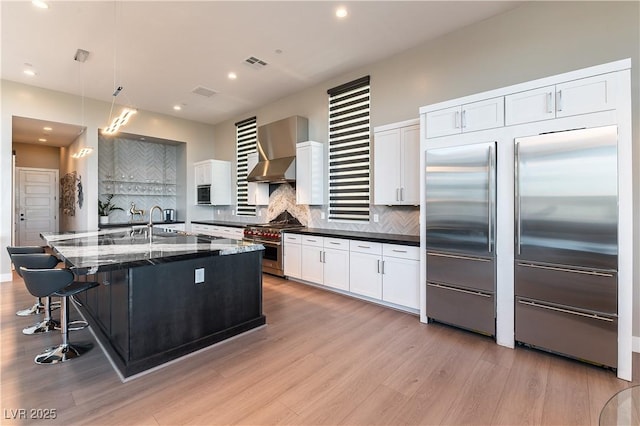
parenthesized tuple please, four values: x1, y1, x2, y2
(425, 97, 504, 138)
(296, 141, 325, 205)
(194, 159, 232, 205)
(373, 119, 420, 205)
(246, 152, 269, 205)
(505, 73, 618, 126)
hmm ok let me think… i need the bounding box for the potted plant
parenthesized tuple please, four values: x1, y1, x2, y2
(98, 194, 123, 225)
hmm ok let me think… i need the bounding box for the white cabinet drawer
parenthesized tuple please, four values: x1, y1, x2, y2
(302, 236, 324, 247)
(324, 237, 349, 250)
(383, 244, 419, 261)
(191, 224, 214, 235)
(350, 240, 383, 255)
(283, 233, 302, 244)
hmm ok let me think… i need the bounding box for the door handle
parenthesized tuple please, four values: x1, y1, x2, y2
(518, 299, 614, 322)
(546, 92, 553, 114)
(556, 90, 563, 112)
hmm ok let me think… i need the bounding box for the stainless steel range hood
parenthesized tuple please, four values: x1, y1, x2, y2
(247, 116, 308, 183)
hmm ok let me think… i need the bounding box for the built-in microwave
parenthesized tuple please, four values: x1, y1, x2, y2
(197, 185, 211, 205)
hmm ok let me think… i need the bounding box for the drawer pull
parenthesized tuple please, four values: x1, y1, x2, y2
(428, 252, 491, 262)
(427, 282, 491, 298)
(392, 249, 407, 253)
(518, 299, 615, 322)
(516, 262, 614, 277)
(328, 242, 341, 245)
(307, 239, 317, 242)
(357, 245, 370, 249)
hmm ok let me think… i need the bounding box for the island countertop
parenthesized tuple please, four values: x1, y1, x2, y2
(41, 227, 264, 274)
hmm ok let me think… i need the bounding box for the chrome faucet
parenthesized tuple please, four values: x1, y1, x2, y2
(148, 205, 163, 228)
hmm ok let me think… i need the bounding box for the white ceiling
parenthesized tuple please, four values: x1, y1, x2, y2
(2, 1, 522, 146)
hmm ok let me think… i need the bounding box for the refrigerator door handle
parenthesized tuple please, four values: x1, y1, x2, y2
(427, 282, 492, 298)
(518, 299, 615, 322)
(427, 252, 491, 262)
(515, 142, 521, 255)
(487, 145, 494, 253)
(516, 262, 615, 277)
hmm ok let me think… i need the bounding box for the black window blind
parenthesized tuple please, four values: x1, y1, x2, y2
(236, 116, 257, 216)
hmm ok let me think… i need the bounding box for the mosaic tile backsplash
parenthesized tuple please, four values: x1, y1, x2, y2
(99, 137, 177, 224)
(216, 183, 419, 236)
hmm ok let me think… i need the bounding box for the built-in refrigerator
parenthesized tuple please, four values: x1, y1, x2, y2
(425, 141, 496, 336)
(514, 125, 618, 368)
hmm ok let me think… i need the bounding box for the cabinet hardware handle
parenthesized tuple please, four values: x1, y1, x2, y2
(381, 260, 385, 274)
(319, 251, 323, 263)
(427, 282, 491, 298)
(400, 187, 404, 201)
(461, 110, 467, 128)
(392, 249, 407, 253)
(377, 259, 381, 273)
(357, 245, 370, 249)
(307, 239, 317, 242)
(516, 262, 614, 277)
(396, 188, 400, 201)
(518, 299, 614, 322)
(329, 242, 340, 245)
(455, 111, 461, 128)
(556, 90, 563, 111)
(546, 92, 553, 114)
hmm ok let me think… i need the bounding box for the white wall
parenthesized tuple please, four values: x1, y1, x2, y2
(0, 81, 217, 281)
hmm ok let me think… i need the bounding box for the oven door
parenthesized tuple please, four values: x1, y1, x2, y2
(255, 240, 283, 277)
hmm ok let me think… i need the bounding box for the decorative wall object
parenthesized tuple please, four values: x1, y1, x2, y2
(61, 171, 79, 216)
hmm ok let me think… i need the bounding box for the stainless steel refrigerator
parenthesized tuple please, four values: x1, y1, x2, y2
(514, 125, 618, 368)
(425, 141, 496, 336)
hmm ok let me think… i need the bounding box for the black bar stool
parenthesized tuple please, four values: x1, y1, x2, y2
(20, 262, 99, 364)
(10, 253, 61, 335)
(6, 246, 60, 316)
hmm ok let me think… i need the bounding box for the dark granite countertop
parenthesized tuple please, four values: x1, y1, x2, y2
(190, 220, 254, 228)
(282, 228, 419, 246)
(41, 227, 263, 274)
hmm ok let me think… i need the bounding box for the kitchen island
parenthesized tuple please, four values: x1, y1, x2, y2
(41, 227, 265, 379)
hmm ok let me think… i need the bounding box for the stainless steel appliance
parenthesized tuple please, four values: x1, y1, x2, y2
(246, 116, 308, 183)
(425, 141, 496, 336)
(163, 209, 175, 222)
(196, 185, 211, 205)
(243, 211, 304, 276)
(514, 125, 618, 368)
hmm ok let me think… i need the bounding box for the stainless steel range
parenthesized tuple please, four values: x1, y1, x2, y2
(243, 211, 304, 277)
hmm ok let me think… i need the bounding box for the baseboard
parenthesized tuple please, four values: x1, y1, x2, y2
(0, 273, 13, 283)
(633, 336, 640, 353)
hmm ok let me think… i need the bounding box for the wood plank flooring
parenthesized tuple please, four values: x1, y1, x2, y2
(1, 271, 638, 425)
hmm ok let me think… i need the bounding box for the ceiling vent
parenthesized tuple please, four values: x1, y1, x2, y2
(244, 56, 268, 70)
(191, 86, 217, 97)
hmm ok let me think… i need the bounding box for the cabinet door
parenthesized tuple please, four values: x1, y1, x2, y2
(349, 251, 382, 299)
(210, 160, 232, 205)
(382, 256, 419, 309)
(284, 242, 302, 279)
(247, 152, 269, 205)
(296, 142, 324, 205)
(323, 248, 349, 291)
(556, 73, 617, 118)
(462, 97, 504, 132)
(399, 125, 420, 205)
(505, 86, 555, 126)
(194, 162, 212, 186)
(373, 128, 401, 205)
(301, 245, 324, 284)
(425, 106, 462, 138)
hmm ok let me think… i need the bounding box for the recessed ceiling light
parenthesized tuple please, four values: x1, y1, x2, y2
(32, 0, 49, 9)
(43, 126, 52, 131)
(336, 6, 348, 18)
(38, 138, 47, 142)
(173, 105, 182, 111)
(228, 72, 237, 80)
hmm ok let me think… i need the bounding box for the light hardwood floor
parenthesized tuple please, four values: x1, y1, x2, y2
(1, 271, 638, 425)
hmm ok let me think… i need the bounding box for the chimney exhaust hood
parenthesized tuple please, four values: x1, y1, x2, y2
(247, 116, 308, 183)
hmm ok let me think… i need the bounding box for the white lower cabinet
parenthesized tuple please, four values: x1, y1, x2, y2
(283, 234, 302, 279)
(190, 223, 243, 240)
(381, 244, 420, 309)
(349, 241, 383, 299)
(155, 223, 186, 232)
(284, 233, 418, 312)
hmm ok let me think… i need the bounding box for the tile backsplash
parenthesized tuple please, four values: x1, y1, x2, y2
(214, 183, 419, 235)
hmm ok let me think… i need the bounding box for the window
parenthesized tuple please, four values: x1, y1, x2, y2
(327, 76, 371, 222)
(236, 116, 257, 216)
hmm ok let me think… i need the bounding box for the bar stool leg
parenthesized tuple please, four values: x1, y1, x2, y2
(22, 296, 60, 335)
(34, 296, 92, 364)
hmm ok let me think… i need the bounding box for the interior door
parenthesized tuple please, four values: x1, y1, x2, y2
(16, 167, 58, 246)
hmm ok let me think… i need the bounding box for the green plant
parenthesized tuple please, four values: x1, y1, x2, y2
(98, 194, 124, 216)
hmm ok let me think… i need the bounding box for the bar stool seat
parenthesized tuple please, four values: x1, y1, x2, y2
(7, 246, 60, 316)
(10, 253, 61, 334)
(19, 264, 99, 364)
